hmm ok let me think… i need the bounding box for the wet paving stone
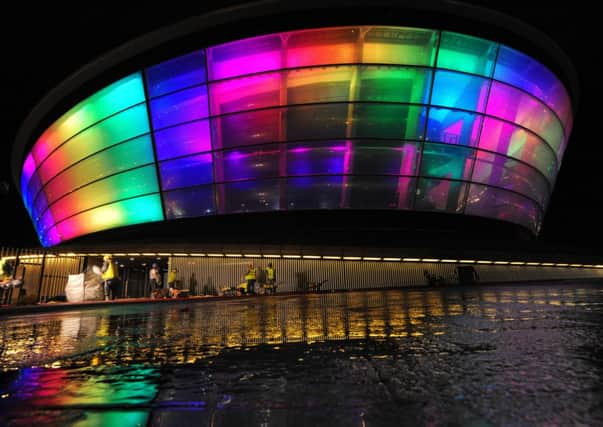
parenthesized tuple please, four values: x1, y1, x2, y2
(0, 283, 602, 426)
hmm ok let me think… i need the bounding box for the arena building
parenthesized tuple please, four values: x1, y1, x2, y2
(11, 1, 577, 249)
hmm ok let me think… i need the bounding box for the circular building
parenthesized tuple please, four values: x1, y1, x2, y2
(11, 1, 577, 247)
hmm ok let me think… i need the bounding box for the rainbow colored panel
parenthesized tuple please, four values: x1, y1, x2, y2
(20, 26, 574, 245)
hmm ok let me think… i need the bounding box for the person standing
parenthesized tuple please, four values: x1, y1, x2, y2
(149, 263, 162, 298)
(244, 263, 257, 295)
(167, 268, 178, 297)
(101, 255, 116, 301)
(265, 262, 276, 294)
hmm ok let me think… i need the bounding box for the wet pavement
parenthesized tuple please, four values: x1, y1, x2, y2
(0, 283, 602, 426)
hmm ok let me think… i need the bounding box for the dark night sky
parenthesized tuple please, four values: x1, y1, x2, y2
(1, 2, 600, 250)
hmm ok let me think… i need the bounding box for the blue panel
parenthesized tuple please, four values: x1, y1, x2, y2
(217, 147, 280, 182)
(286, 142, 346, 176)
(426, 108, 482, 146)
(145, 50, 207, 98)
(149, 85, 209, 130)
(154, 120, 212, 161)
(494, 46, 571, 129)
(163, 185, 216, 219)
(430, 71, 490, 112)
(159, 153, 213, 190)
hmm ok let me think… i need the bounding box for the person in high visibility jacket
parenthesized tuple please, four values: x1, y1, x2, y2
(244, 263, 257, 295)
(101, 255, 116, 301)
(265, 263, 276, 294)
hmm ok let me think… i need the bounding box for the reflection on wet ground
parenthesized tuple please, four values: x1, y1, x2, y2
(0, 283, 602, 426)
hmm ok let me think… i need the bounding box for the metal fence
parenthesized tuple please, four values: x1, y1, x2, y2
(1, 247, 84, 304)
(169, 256, 603, 295)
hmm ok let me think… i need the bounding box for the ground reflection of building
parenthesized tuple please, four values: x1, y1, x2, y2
(0, 286, 582, 369)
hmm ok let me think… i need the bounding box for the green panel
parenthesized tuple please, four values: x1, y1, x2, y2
(352, 104, 426, 139)
(357, 67, 432, 104)
(437, 32, 498, 77)
(49, 165, 159, 224)
(38, 104, 151, 182)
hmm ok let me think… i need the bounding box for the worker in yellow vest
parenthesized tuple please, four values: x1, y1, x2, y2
(244, 263, 257, 295)
(265, 263, 276, 294)
(101, 255, 116, 301)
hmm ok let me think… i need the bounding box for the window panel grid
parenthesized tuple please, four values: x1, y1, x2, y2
(22, 25, 571, 245)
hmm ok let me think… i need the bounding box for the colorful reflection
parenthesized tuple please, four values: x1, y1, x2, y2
(21, 26, 573, 245)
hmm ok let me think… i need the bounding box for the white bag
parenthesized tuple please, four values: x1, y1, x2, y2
(65, 273, 85, 302)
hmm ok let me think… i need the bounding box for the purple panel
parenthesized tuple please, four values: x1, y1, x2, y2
(286, 142, 347, 176)
(215, 147, 281, 182)
(486, 82, 564, 158)
(207, 34, 282, 80)
(479, 117, 556, 182)
(159, 153, 213, 190)
(149, 85, 209, 130)
(415, 178, 466, 213)
(209, 72, 281, 115)
(471, 151, 548, 206)
(154, 120, 212, 160)
(163, 185, 216, 219)
(494, 46, 572, 130)
(465, 183, 540, 232)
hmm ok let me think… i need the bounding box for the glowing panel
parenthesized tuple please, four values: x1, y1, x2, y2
(159, 153, 213, 190)
(145, 50, 206, 98)
(47, 194, 163, 243)
(36, 104, 150, 183)
(41, 135, 155, 206)
(471, 151, 548, 206)
(286, 142, 347, 176)
(216, 147, 280, 182)
(31, 73, 145, 165)
(357, 67, 432, 103)
(47, 166, 159, 225)
(431, 71, 490, 112)
(287, 28, 359, 68)
(209, 72, 281, 115)
(164, 185, 216, 219)
(363, 27, 438, 66)
(420, 143, 474, 181)
(494, 46, 572, 130)
(154, 120, 212, 160)
(486, 82, 564, 159)
(208, 34, 282, 80)
(427, 108, 482, 146)
(479, 117, 556, 182)
(149, 85, 209, 129)
(465, 184, 540, 232)
(437, 31, 497, 76)
(415, 178, 467, 213)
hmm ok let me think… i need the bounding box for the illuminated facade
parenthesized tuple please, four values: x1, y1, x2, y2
(18, 25, 573, 246)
